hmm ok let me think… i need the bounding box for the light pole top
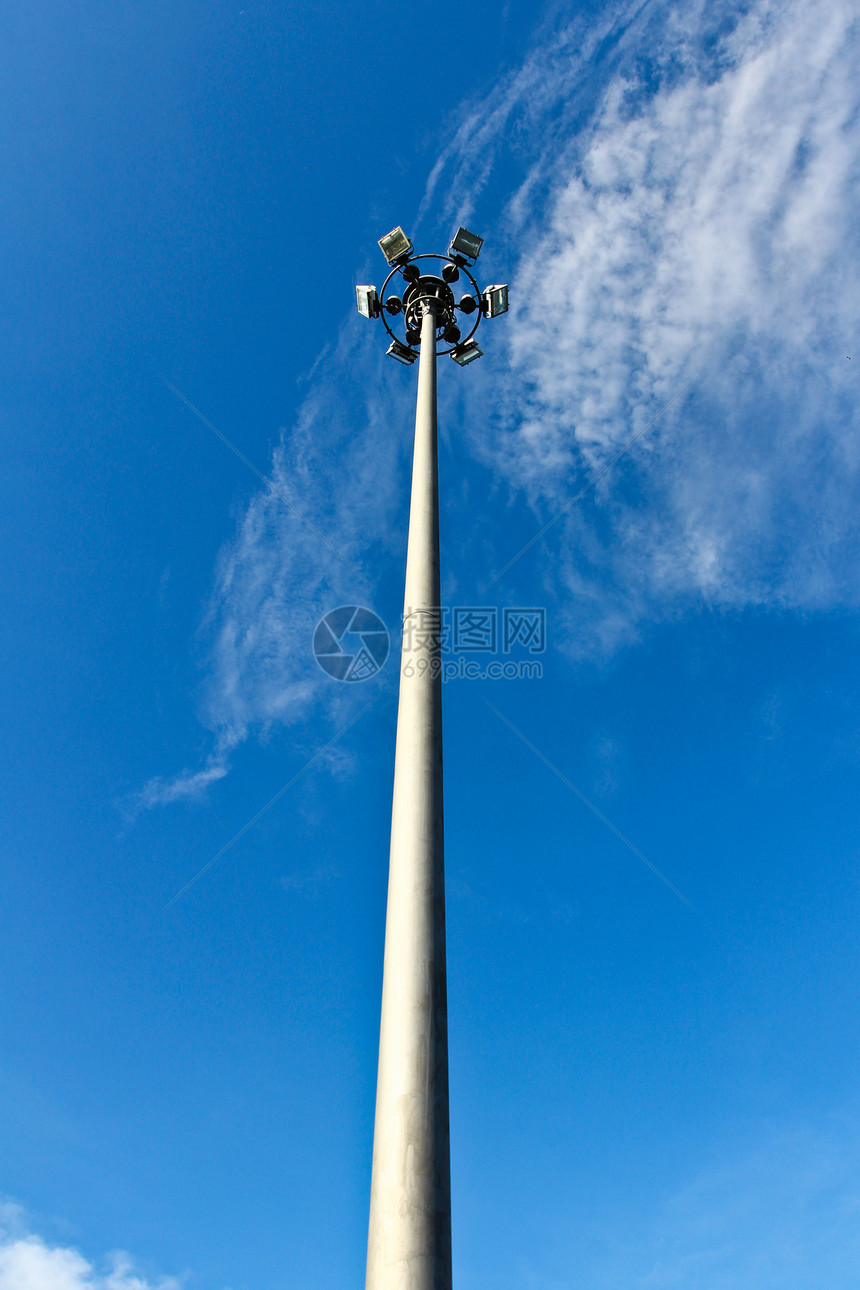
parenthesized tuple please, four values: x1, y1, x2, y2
(356, 225, 509, 367)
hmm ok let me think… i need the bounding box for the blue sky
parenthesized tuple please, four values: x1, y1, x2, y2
(2, 0, 860, 1287)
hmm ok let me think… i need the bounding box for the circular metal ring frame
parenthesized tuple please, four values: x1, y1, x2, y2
(379, 252, 483, 357)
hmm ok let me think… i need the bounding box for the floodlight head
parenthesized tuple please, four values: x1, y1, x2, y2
(450, 339, 483, 366)
(356, 285, 380, 319)
(449, 227, 484, 263)
(386, 338, 417, 365)
(379, 226, 414, 265)
(482, 283, 509, 318)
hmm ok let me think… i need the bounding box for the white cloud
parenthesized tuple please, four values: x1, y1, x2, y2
(136, 755, 229, 810)
(439, 0, 860, 650)
(193, 332, 409, 739)
(143, 0, 860, 798)
(0, 1205, 182, 1290)
(141, 323, 411, 805)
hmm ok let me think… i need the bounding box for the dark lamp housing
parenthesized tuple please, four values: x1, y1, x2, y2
(386, 338, 416, 365)
(356, 285, 380, 319)
(482, 283, 509, 317)
(378, 226, 414, 264)
(450, 339, 483, 366)
(449, 227, 484, 262)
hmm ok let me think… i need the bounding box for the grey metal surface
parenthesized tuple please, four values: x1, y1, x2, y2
(365, 300, 451, 1290)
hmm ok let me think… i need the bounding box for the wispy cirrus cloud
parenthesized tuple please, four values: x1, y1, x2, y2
(436, 0, 860, 651)
(138, 325, 411, 808)
(194, 336, 408, 739)
(137, 754, 229, 810)
(143, 0, 860, 803)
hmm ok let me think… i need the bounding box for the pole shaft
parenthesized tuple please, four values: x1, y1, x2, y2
(366, 304, 451, 1290)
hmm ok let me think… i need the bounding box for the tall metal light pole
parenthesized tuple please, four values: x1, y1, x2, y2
(356, 226, 508, 1290)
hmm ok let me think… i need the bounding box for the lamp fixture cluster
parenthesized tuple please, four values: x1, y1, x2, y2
(356, 225, 509, 365)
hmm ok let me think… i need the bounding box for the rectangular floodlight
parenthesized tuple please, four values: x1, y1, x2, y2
(356, 285, 380, 318)
(449, 227, 484, 262)
(450, 339, 483, 366)
(378, 226, 413, 264)
(482, 283, 509, 317)
(386, 338, 417, 365)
